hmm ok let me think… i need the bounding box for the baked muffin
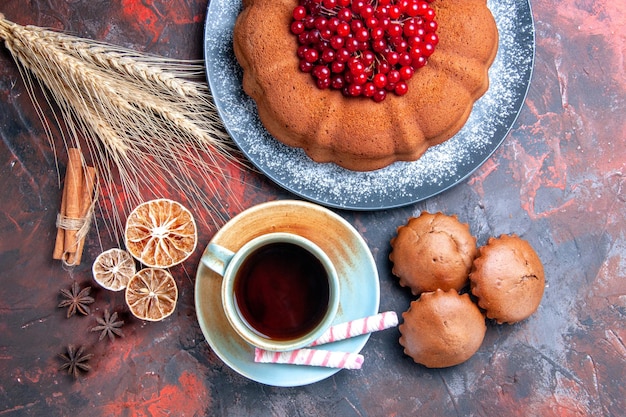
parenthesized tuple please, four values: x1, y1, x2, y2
(399, 289, 486, 368)
(233, 0, 499, 171)
(389, 212, 477, 295)
(470, 234, 545, 324)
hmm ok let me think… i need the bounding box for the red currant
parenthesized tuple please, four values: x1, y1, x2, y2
(387, 69, 401, 84)
(348, 57, 365, 74)
(293, 5, 307, 20)
(373, 88, 387, 102)
(361, 50, 376, 66)
(387, 23, 403, 38)
(425, 32, 439, 45)
(337, 8, 352, 22)
(304, 48, 319, 63)
(372, 38, 387, 53)
(399, 65, 414, 80)
(373, 73, 388, 89)
(331, 74, 345, 89)
(352, 0, 366, 13)
(313, 64, 331, 79)
(299, 60, 314, 73)
(317, 77, 331, 89)
(347, 83, 363, 97)
(336, 21, 350, 37)
(362, 82, 376, 97)
(336, 48, 351, 62)
(361, 5, 375, 19)
(378, 61, 391, 74)
(386, 51, 400, 65)
(394, 81, 409, 96)
(330, 35, 345, 50)
(365, 17, 379, 29)
(331, 60, 345, 73)
(389, 5, 402, 19)
(291, 21, 305, 35)
(321, 48, 336, 63)
(399, 52, 412, 66)
(355, 28, 369, 42)
(353, 72, 368, 85)
(314, 17, 327, 32)
(423, 42, 435, 57)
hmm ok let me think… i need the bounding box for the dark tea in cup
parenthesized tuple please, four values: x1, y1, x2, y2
(234, 241, 330, 340)
(202, 232, 340, 351)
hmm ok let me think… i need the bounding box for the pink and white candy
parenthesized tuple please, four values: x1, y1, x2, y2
(254, 347, 364, 370)
(253, 312, 398, 369)
(309, 311, 398, 347)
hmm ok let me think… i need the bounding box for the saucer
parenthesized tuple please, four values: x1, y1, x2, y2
(194, 200, 380, 387)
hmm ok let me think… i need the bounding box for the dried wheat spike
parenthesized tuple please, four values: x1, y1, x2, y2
(0, 14, 247, 238)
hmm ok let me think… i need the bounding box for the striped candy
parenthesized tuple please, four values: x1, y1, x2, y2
(252, 311, 398, 369)
(309, 311, 398, 347)
(254, 347, 364, 369)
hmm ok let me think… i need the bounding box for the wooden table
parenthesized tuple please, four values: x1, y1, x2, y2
(0, 0, 624, 415)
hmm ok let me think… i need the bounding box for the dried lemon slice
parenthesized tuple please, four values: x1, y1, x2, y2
(125, 268, 178, 321)
(124, 198, 197, 268)
(92, 248, 136, 291)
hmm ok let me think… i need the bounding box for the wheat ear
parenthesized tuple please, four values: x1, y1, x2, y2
(0, 14, 247, 241)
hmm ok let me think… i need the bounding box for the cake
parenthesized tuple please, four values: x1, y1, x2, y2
(389, 211, 477, 295)
(233, 0, 499, 171)
(399, 289, 486, 368)
(469, 234, 545, 324)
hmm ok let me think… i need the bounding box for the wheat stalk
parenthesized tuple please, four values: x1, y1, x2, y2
(0, 13, 247, 243)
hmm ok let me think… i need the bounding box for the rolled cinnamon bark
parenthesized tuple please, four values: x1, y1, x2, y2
(65, 165, 96, 265)
(62, 148, 84, 256)
(53, 148, 96, 265)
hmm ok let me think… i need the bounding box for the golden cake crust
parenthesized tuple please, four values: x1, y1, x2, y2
(389, 212, 477, 295)
(469, 234, 545, 324)
(233, 0, 499, 171)
(399, 289, 486, 368)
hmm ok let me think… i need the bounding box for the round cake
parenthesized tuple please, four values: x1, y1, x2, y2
(469, 234, 545, 324)
(399, 289, 486, 368)
(233, 0, 499, 171)
(389, 211, 477, 295)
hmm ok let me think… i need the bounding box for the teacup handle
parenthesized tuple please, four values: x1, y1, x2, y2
(201, 243, 235, 276)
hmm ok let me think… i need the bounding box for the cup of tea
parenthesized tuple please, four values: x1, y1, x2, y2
(201, 232, 340, 352)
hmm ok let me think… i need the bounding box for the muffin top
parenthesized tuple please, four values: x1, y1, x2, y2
(399, 288, 486, 368)
(470, 234, 545, 324)
(390, 212, 477, 295)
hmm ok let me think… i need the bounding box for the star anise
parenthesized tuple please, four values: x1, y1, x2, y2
(58, 345, 93, 379)
(91, 309, 124, 342)
(58, 281, 95, 318)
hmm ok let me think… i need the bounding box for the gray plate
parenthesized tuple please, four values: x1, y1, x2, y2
(204, 0, 535, 210)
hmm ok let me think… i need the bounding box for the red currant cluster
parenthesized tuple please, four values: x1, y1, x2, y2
(291, 0, 438, 102)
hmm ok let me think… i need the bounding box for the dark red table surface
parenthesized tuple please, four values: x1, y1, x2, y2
(1, 0, 624, 416)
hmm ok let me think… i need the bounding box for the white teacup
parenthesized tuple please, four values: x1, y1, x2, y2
(202, 232, 340, 352)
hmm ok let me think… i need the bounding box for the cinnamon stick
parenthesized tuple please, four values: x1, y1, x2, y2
(65, 166, 96, 266)
(52, 176, 68, 260)
(53, 148, 97, 264)
(62, 148, 84, 256)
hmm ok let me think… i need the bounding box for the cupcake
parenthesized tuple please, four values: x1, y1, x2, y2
(470, 234, 545, 324)
(399, 289, 486, 368)
(390, 212, 477, 295)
